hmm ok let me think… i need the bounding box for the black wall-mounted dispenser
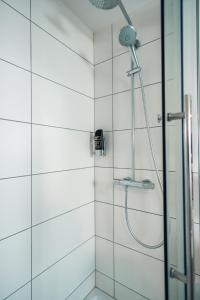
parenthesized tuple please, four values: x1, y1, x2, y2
(94, 129, 105, 156)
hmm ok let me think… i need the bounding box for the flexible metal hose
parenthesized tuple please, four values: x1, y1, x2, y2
(124, 48, 164, 249)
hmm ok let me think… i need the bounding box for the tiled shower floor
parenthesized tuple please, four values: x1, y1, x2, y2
(85, 288, 114, 300)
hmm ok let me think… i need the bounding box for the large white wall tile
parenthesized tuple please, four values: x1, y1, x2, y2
(95, 60, 112, 98)
(95, 97, 112, 131)
(0, 120, 31, 178)
(32, 203, 94, 276)
(114, 168, 163, 215)
(0, 177, 31, 240)
(0, 61, 31, 122)
(32, 238, 95, 300)
(0, 230, 31, 299)
(114, 130, 132, 169)
(113, 52, 131, 94)
(195, 275, 200, 300)
(32, 25, 94, 98)
(94, 25, 112, 64)
(135, 127, 163, 170)
(114, 206, 164, 260)
(113, 91, 132, 130)
(115, 244, 165, 300)
(67, 273, 95, 300)
(115, 282, 146, 300)
(95, 167, 113, 205)
(32, 125, 93, 173)
(3, 0, 30, 18)
(0, 2, 30, 69)
(32, 75, 94, 131)
(33, 168, 94, 225)
(96, 237, 113, 278)
(95, 202, 113, 240)
(96, 272, 114, 297)
(8, 283, 31, 300)
(31, 0, 93, 63)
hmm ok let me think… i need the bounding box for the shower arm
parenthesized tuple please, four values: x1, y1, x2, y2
(118, 0, 133, 26)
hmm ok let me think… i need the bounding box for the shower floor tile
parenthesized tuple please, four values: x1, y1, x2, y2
(85, 288, 114, 300)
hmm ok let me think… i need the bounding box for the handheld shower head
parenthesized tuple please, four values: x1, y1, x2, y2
(89, 0, 119, 9)
(119, 25, 137, 47)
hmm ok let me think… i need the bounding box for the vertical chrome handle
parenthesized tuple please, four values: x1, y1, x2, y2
(183, 95, 194, 300)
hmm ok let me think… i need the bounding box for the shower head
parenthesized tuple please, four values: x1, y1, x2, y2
(119, 25, 137, 47)
(89, 0, 119, 9)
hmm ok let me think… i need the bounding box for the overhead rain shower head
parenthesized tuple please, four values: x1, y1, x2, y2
(119, 25, 137, 47)
(89, 0, 119, 9)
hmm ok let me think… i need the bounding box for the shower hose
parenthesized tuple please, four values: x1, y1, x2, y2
(124, 55, 164, 250)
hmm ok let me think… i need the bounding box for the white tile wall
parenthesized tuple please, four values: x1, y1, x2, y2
(32, 203, 94, 276)
(95, 96, 113, 131)
(95, 167, 113, 205)
(0, 1, 30, 69)
(96, 237, 113, 279)
(32, 24, 94, 98)
(95, 202, 113, 241)
(0, 1, 95, 298)
(67, 273, 95, 300)
(115, 282, 146, 300)
(7, 283, 31, 300)
(31, 0, 93, 63)
(32, 238, 95, 300)
(95, 60, 112, 98)
(32, 75, 94, 131)
(32, 168, 94, 225)
(3, 0, 30, 18)
(94, 26, 112, 64)
(32, 125, 93, 173)
(96, 272, 114, 297)
(0, 120, 31, 178)
(0, 60, 31, 122)
(0, 177, 31, 240)
(115, 244, 165, 300)
(0, 230, 31, 299)
(95, 132, 113, 168)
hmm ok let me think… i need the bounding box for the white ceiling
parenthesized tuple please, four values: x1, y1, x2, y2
(64, 0, 147, 31)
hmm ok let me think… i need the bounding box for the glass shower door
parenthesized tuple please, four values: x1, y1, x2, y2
(163, 0, 195, 299)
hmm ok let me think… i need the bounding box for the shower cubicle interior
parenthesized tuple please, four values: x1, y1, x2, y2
(0, 0, 199, 299)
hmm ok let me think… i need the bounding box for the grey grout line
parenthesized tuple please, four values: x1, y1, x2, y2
(0, 57, 94, 102)
(65, 270, 95, 299)
(95, 287, 115, 299)
(0, 201, 94, 244)
(95, 199, 164, 217)
(32, 235, 95, 281)
(0, 0, 94, 67)
(31, 71, 94, 101)
(32, 201, 94, 228)
(0, 166, 94, 182)
(94, 36, 161, 67)
(3, 280, 31, 300)
(0, 117, 94, 134)
(95, 270, 150, 300)
(83, 287, 97, 300)
(96, 235, 164, 262)
(94, 81, 162, 100)
(0, 227, 31, 243)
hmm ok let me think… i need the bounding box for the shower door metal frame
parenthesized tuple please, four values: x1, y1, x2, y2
(161, 1, 195, 299)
